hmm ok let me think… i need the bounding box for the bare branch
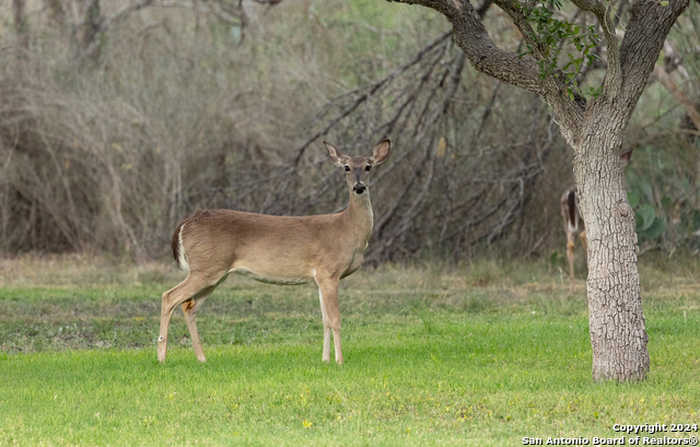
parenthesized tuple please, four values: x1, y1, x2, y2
(292, 31, 453, 166)
(387, 0, 548, 96)
(493, 0, 548, 59)
(108, 0, 156, 29)
(13, 0, 29, 51)
(44, 0, 67, 27)
(613, 0, 629, 27)
(653, 41, 700, 131)
(387, 0, 589, 143)
(386, 0, 464, 18)
(77, 0, 156, 61)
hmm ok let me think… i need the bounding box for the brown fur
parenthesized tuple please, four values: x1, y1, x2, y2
(561, 187, 587, 280)
(560, 151, 632, 280)
(157, 139, 392, 365)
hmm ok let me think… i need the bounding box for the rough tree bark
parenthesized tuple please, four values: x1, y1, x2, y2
(574, 102, 649, 380)
(385, 0, 689, 381)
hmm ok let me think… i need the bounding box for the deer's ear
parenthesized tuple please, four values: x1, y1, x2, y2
(371, 139, 391, 166)
(324, 141, 345, 167)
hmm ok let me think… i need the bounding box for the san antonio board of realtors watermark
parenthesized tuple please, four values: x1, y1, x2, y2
(522, 423, 698, 445)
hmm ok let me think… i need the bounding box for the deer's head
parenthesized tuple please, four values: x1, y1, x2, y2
(324, 139, 391, 196)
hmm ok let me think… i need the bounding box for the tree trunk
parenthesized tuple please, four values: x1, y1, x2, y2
(386, 0, 687, 383)
(571, 101, 650, 381)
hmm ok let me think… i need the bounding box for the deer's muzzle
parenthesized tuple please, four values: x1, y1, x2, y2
(353, 183, 367, 194)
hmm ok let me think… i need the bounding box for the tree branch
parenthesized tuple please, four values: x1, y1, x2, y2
(385, 0, 588, 144)
(570, 0, 622, 98)
(387, 0, 464, 18)
(387, 0, 547, 96)
(653, 41, 700, 131)
(77, 0, 156, 61)
(292, 30, 452, 166)
(617, 0, 689, 115)
(493, 0, 547, 59)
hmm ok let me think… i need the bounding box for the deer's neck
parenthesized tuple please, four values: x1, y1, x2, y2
(344, 191, 374, 245)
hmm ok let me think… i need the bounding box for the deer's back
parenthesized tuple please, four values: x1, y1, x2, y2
(177, 209, 352, 281)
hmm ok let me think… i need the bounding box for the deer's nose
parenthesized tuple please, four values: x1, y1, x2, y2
(353, 183, 366, 194)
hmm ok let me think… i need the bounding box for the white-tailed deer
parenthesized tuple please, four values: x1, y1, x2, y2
(157, 139, 391, 365)
(561, 150, 632, 279)
(560, 187, 587, 280)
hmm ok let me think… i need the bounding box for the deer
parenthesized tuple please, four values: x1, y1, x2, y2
(560, 186, 587, 280)
(157, 139, 391, 365)
(561, 150, 632, 280)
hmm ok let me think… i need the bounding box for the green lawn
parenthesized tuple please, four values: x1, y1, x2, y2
(0, 255, 698, 446)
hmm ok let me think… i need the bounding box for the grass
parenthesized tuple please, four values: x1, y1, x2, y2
(0, 254, 698, 446)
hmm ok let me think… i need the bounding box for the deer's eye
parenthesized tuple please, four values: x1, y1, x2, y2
(365, 165, 371, 172)
(344, 165, 350, 172)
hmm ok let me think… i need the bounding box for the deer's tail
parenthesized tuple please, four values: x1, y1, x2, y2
(171, 221, 189, 271)
(567, 189, 578, 232)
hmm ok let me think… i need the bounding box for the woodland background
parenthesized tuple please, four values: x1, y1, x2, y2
(0, 0, 697, 264)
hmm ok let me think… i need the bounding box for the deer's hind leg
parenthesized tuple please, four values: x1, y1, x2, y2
(181, 290, 213, 363)
(158, 272, 226, 363)
(566, 231, 576, 280)
(579, 230, 588, 258)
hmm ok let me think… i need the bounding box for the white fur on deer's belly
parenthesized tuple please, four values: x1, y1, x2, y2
(230, 267, 309, 285)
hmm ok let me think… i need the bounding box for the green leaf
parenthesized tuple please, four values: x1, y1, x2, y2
(643, 218, 666, 240)
(641, 182, 654, 202)
(549, 251, 562, 266)
(689, 209, 700, 232)
(661, 196, 672, 211)
(636, 204, 657, 231)
(627, 190, 641, 208)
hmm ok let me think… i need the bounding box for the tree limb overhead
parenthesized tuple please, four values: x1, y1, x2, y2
(387, 0, 548, 96)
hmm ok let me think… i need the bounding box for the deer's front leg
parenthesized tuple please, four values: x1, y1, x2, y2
(317, 285, 331, 362)
(315, 275, 343, 364)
